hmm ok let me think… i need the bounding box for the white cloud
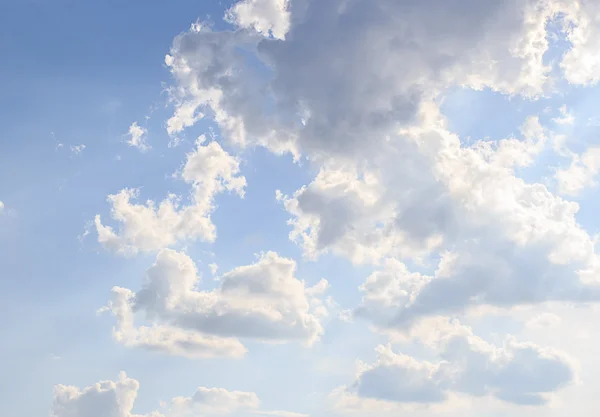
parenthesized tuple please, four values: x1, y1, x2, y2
(170, 387, 259, 415)
(102, 249, 330, 356)
(555, 147, 600, 196)
(560, 1, 600, 85)
(225, 0, 290, 40)
(164, 0, 571, 161)
(337, 320, 574, 408)
(51, 373, 272, 417)
(71, 144, 86, 155)
(552, 105, 575, 125)
(51, 372, 160, 417)
(126, 122, 151, 152)
(0, 200, 4, 214)
(95, 139, 246, 255)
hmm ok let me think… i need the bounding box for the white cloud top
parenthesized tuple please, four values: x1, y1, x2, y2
(102, 249, 330, 357)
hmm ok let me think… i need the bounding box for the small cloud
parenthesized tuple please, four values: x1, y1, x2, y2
(0, 200, 4, 214)
(126, 122, 151, 152)
(209, 262, 219, 275)
(168, 136, 184, 148)
(552, 105, 575, 125)
(70, 144, 86, 155)
(78, 220, 93, 243)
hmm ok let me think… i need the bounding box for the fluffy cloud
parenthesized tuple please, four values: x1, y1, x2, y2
(51, 372, 160, 417)
(560, 1, 600, 85)
(337, 320, 574, 408)
(164, 0, 581, 162)
(51, 373, 263, 417)
(102, 249, 330, 357)
(170, 387, 259, 415)
(126, 122, 150, 152)
(225, 0, 291, 40)
(555, 146, 600, 196)
(95, 138, 246, 255)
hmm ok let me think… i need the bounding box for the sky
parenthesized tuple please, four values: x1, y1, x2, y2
(2, 0, 600, 416)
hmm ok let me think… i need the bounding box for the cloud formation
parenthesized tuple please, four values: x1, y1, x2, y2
(51, 372, 267, 417)
(338, 320, 574, 408)
(555, 146, 600, 196)
(126, 122, 151, 152)
(102, 249, 330, 357)
(95, 138, 246, 255)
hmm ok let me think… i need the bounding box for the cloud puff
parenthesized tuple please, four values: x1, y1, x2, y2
(51, 372, 263, 417)
(51, 372, 159, 417)
(338, 320, 574, 408)
(225, 0, 291, 40)
(560, 1, 600, 86)
(170, 386, 260, 415)
(102, 249, 330, 357)
(126, 122, 151, 152)
(95, 139, 246, 255)
(555, 146, 600, 196)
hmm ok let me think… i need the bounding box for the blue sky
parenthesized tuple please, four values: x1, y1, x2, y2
(2, 1, 600, 417)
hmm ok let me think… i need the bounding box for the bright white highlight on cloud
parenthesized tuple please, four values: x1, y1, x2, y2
(126, 122, 151, 151)
(555, 146, 600, 196)
(560, 1, 600, 85)
(95, 138, 246, 255)
(225, 0, 291, 40)
(102, 249, 330, 357)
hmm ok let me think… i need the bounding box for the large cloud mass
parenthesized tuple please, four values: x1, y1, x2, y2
(82, 0, 600, 413)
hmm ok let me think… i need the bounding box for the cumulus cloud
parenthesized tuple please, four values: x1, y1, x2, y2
(555, 146, 600, 196)
(0, 200, 4, 213)
(560, 1, 600, 85)
(225, 0, 291, 40)
(51, 372, 160, 417)
(280, 111, 600, 326)
(80, 0, 600, 413)
(126, 122, 151, 152)
(51, 373, 273, 417)
(163, 0, 583, 163)
(102, 249, 330, 357)
(337, 320, 574, 408)
(170, 386, 260, 415)
(95, 138, 246, 255)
